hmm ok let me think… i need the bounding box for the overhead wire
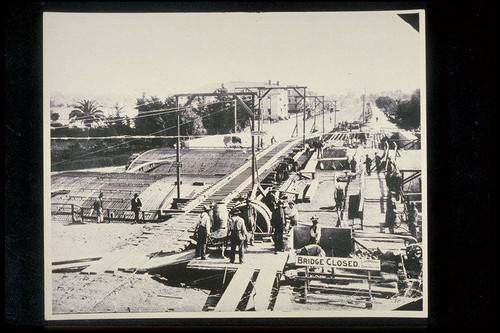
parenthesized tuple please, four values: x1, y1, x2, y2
(51, 101, 249, 166)
(51, 100, 230, 130)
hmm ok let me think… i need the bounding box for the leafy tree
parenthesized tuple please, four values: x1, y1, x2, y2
(106, 103, 134, 135)
(201, 87, 253, 134)
(69, 100, 106, 127)
(375, 96, 397, 115)
(180, 106, 207, 136)
(134, 94, 177, 135)
(50, 111, 60, 121)
(395, 89, 420, 129)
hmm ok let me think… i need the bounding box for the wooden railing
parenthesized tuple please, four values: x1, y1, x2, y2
(51, 202, 161, 224)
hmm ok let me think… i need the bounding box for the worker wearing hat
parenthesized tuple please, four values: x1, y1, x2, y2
(309, 215, 322, 245)
(194, 204, 212, 260)
(228, 207, 248, 264)
(130, 193, 142, 224)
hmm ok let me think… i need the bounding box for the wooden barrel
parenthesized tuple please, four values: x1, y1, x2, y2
(213, 201, 229, 230)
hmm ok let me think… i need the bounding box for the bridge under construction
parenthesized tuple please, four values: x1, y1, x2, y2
(50, 102, 423, 315)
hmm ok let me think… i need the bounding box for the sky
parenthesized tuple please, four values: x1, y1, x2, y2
(44, 11, 424, 99)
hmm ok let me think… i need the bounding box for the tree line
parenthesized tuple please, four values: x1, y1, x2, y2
(374, 89, 420, 130)
(51, 88, 254, 143)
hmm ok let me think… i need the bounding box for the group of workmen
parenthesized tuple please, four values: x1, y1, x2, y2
(192, 200, 256, 263)
(89, 192, 143, 224)
(192, 186, 325, 263)
(363, 149, 419, 238)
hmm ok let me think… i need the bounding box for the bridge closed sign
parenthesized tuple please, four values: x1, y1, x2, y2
(296, 255, 380, 271)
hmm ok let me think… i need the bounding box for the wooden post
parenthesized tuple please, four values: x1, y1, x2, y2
(71, 204, 75, 224)
(176, 95, 181, 199)
(81, 207, 84, 223)
(303, 87, 306, 147)
(222, 267, 228, 287)
(252, 94, 256, 189)
(302, 266, 309, 303)
(366, 271, 373, 309)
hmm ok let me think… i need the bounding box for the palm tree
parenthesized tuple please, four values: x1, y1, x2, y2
(69, 100, 106, 127)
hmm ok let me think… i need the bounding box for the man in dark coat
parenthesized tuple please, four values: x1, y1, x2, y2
(264, 188, 278, 212)
(130, 193, 142, 224)
(309, 216, 322, 245)
(383, 201, 397, 234)
(374, 151, 386, 174)
(272, 201, 286, 254)
(364, 154, 373, 176)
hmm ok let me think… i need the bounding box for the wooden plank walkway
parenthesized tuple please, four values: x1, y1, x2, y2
(214, 267, 255, 312)
(273, 285, 293, 312)
(253, 268, 278, 311)
(80, 249, 130, 275)
(187, 241, 289, 273)
(362, 173, 388, 229)
(190, 139, 299, 214)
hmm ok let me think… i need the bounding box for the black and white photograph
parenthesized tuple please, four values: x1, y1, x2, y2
(43, 10, 427, 320)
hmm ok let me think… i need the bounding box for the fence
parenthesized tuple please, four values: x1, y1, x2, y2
(51, 202, 160, 224)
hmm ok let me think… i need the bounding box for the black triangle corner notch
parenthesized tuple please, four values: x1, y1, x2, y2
(398, 13, 420, 32)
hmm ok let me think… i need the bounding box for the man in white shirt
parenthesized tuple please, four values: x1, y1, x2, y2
(285, 201, 299, 231)
(194, 205, 212, 260)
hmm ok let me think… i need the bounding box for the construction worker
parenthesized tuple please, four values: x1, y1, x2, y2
(382, 201, 397, 234)
(350, 156, 358, 174)
(228, 208, 248, 264)
(407, 202, 419, 240)
(272, 200, 286, 254)
(245, 196, 257, 246)
(392, 170, 403, 201)
(194, 205, 212, 260)
(130, 193, 142, 224)
(364, 154, 373, 176)
(285, 201, 299, 231)
(296, 243, 326, 257)
(309, 215, 322, 245)
(386, 156, 394, 178)
(264, 187, 279, 212)
(92, 192, 104, 223)
(334, 180, 345, 212)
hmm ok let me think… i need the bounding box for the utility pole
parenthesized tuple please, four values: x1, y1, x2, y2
(258, 91, 263, 149)
(303, 87, 306, 147)
(251, 94, 256, 189)
(234, 99, 237, 133)
(362, 86, 366, 124)
(322, 96, 325, 134)
(175, 96, 181, 199)
(334, 100, 337, 129)
(295, 97, 298, 137)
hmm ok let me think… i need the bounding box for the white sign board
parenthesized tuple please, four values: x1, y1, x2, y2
(296, 255, 380, 271)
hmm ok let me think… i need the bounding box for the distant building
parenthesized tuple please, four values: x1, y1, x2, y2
(260, 81, 289, 120)
(288, 89, 302, 113)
